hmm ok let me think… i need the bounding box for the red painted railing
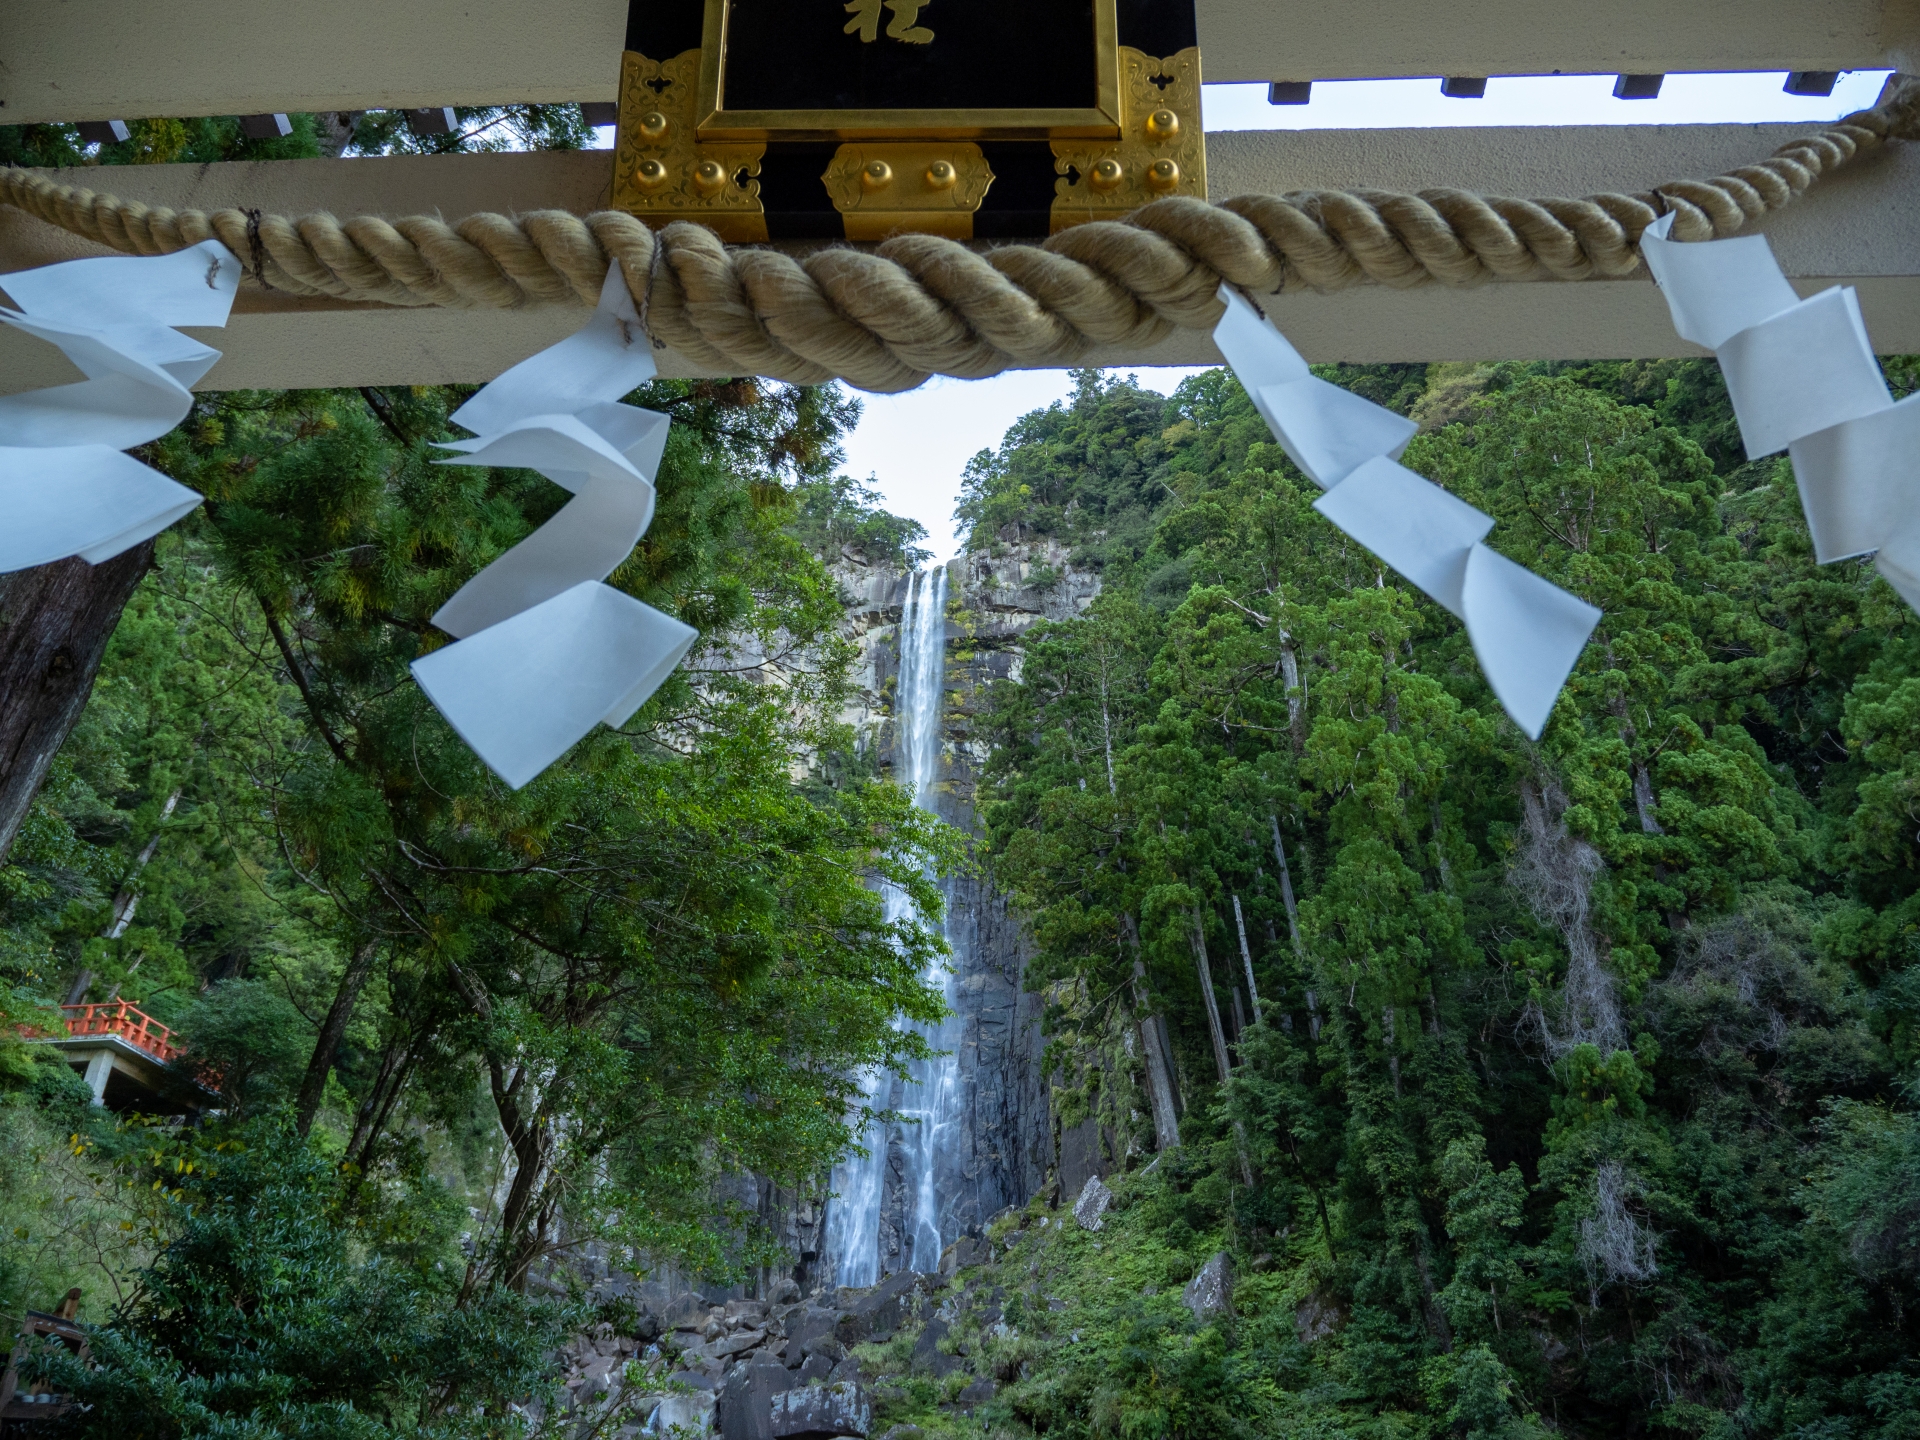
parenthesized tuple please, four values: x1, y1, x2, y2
(60, 1002, 181, 1064)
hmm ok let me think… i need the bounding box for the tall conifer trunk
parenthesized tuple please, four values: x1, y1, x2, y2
(295, 940, 382, 1135)
(0, 545, 153, 865)
(1189, 910, 1232, 1084)
(1123, 912, 1181, 1151)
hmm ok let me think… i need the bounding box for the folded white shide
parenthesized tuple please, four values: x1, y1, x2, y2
(0, 240, 241, 571)
(1639, 213, 1920, 608)
(410, 262, 697, 789)
(1211, 286, 1602, 739)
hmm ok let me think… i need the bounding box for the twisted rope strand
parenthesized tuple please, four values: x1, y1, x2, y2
(4, 76, 1916, 392)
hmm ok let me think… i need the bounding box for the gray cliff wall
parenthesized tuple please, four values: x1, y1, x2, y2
(831, 538, 1100, 1262)
(595, 542, 1101, 1307)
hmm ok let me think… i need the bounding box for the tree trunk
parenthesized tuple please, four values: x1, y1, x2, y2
(104, 789, 182, 938)
(1269, 816, 1321, 1036)
(494, 1074, 554, 1291)
(1279, 635, 1306, 754)
(295, 939, 381, 1136)
(1191, 908, 1257, 1185)
(1189, 910, 1232, 1084)
(1231, 893, 1262, 1023)
(1268, 815, 1306, 961)
(1122, 911, 1180, 1151)
(0, 544, 154, 865)
(345, 1032, 418, 1174)
(1156, 1013, 1184, 1115)
(1098, 656, 1118, 797)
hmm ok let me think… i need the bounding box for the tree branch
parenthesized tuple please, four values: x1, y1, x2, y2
(259, 600, 353, 767)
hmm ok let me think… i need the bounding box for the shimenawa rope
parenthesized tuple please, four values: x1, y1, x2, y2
(3, 74, 1916, 393)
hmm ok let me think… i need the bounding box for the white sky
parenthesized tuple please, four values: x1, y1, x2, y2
(598, 68, 1893, 560)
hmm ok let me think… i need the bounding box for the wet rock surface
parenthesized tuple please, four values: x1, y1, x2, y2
(770, 1380, 872, 1438)
(532, 543, 1120, 1437)
(829, 543, 1088, 1264)
(545, 1164, 1266, 1438)
(541, 1275, 942, 1436)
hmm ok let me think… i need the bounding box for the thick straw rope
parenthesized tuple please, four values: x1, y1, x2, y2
(5, 75, 1917, 392)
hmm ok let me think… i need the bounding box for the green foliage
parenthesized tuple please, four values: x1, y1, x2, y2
(788, 471, 932, 566)
(0, 115, 325, 168)
(0, 371, 958, 1386)
(0, 106, 978, 1426)
(30, 1113, 573, 1437)
(137, 377, 957, 1282)
(975, 355, 1920, 1437)
(341, 106, 596, 156)
(177, 979, 316, 1113)
(0, 101, 601, 171)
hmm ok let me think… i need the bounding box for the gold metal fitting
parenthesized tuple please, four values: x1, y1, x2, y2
(610, 49, 767, 243)
(824, 142, 994, 241)
(1051, 46, 1207, 234)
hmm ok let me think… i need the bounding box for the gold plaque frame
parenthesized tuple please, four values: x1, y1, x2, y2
(693, 0, 1122, 141)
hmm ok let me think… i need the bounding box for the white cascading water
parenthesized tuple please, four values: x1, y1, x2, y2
(822, 567, 963, 1285)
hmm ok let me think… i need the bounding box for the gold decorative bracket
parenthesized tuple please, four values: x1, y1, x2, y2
(822, 143, 995, 240)
(612, 49, 769, 243)
(1050, 47, 1206, 232)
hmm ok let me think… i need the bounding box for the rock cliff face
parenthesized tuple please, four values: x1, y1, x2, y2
(831, 537, 1101, 1263)
(584, 541, 1101, 1311)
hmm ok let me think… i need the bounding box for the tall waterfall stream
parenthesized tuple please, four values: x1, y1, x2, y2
(822, 567, 964, 1286)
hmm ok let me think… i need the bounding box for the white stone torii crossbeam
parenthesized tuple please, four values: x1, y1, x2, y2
(3, 5, 1919, 385)
(3, 0, 1917, 120)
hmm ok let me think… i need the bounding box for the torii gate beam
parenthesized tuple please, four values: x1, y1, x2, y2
(2, 1, 1916, 122)
(2, 121, 1916, 389)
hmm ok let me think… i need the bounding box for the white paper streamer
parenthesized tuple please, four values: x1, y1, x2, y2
(410, 262, 696, 788)
(1640, 212, 1920, 610)
(0, 240, 240, 572)
(1213, 286, 1602, 739)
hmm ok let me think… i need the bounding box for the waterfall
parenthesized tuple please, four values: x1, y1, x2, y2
(822, 566, 963, 1286)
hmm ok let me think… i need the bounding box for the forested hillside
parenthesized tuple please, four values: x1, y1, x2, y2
(0, 367, 955, 1431)
(4, 90, 1917, 1432)
(950, 359, 1920, 1439)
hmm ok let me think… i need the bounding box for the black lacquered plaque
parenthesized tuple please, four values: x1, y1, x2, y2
(695, 0, 1120, 139)
(720, 0, 1099, 113)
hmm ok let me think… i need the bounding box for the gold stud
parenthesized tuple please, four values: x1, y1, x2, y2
(1089, 157, 1124, 191)
(862, 159, 894, 191)
(1145, 108, 1180, 141)
(1146, 158, 1180, 192)
(925, 159, 957, 190)
(693, 159, 728, 195)
(637, 110, 670, 142)
(635, 158, 669, 190)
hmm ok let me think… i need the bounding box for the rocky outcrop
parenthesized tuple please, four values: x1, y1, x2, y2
(771, 1381, 871, 1438)
(1182, 1252, 1235, 1321)
(546, 1279, 943, 1438)
(1072, 1175, 1113, 1232)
